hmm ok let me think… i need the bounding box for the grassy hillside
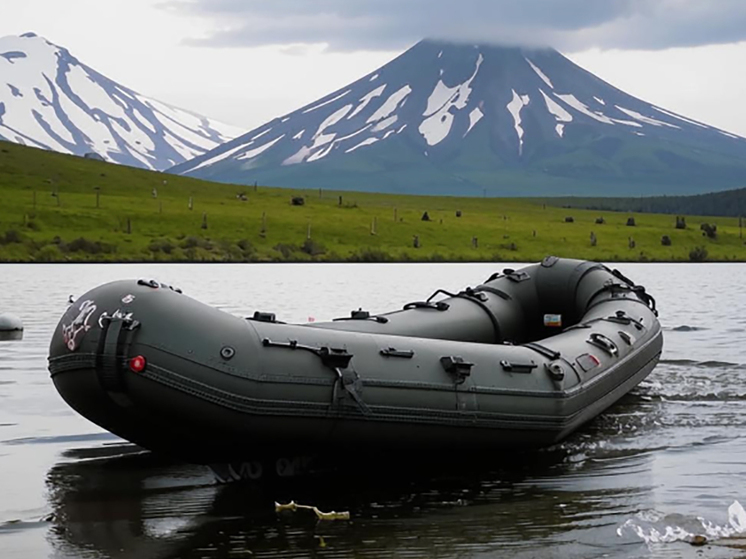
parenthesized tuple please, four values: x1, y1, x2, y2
(0, 141, 744, 263)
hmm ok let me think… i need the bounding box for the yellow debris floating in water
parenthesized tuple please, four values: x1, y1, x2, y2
(688, 535, 708, 546)
(275, 500, 351, 521)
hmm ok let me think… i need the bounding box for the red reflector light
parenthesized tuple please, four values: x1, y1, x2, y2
(129, 355, 146, 373)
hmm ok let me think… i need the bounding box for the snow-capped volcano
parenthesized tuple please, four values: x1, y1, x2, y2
(0, 33, 241, 170)
(173, 40, 746, 196)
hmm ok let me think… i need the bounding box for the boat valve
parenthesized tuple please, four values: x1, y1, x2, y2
(545, 362, 565, 381)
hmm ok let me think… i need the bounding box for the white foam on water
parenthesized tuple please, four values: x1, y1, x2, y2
(292, 129, 305, 140)
(617, 501, 746, 545)
(594, 96, 606, 105)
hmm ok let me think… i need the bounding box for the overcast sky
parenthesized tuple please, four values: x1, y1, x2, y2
(3, 0, 746, 135)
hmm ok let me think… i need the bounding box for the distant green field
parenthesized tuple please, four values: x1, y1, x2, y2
(0, 141, 743, 262)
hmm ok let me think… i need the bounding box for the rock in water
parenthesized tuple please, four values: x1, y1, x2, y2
(0, 313, 23, 341)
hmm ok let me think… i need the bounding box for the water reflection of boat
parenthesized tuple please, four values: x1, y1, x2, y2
(46, 444, 644, 559)
(48, 258, 662, 464)
(46, 446, 219, 559)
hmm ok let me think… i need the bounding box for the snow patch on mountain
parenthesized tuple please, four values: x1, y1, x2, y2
(372, 115, 398, 132)
(651, 106, 709, 129)
(172, 39, 746, 195)
(346, 137, 379, 153)
(420, 54, 483, 146)
(466, 107, 484, 136)
(525, 58, 554, 89)
(302, 90, 351, 114)
(555, 93, 615, 125)
(237, 134, 285, 161)
(0, 33, 239, 170)
(188, 141, 250, 173)
(540, 90, 572, 137)
(368, 86, 411, 124)
(507, 90, 530, 154)
(348, 85, 386, 120)
(616, 106, 680, 129)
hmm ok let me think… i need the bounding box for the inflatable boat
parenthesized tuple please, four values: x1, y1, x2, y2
(48, 257, 662, 464)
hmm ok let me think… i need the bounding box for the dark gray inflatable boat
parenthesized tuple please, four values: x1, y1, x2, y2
(48, 257, 662, 463)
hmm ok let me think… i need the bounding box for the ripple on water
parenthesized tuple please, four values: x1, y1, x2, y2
(4, 263, 746, 559)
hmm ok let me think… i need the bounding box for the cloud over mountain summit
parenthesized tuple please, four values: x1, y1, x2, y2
(166, 0, 746, 52)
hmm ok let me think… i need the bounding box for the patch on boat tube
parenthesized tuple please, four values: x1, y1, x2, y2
(576, 353, 601, 372)
(61, 299, 97, 351)
(544, 314, 562, 327)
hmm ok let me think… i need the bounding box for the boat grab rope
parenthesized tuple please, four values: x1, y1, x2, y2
(261, 339, 371, 416)
(610, 269, 658, 316)
(401, 288, 503, 343)
(587, 279, 658, 317)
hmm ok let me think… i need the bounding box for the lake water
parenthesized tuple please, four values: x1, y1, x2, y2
(2, 263, 746, 558)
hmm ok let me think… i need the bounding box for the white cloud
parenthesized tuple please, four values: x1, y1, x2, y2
(166, 0, 746, 52)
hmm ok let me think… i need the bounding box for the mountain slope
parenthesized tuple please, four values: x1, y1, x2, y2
(172, 40, 746, 196)
(0, 32, 241, 170)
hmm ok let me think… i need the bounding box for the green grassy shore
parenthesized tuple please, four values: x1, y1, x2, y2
(0, 141, 743, 263)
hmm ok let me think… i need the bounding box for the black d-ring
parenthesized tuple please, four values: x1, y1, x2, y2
(220, 346, 236, 360)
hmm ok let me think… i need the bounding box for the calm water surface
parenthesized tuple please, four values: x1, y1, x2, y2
(2, 263, 746, 558)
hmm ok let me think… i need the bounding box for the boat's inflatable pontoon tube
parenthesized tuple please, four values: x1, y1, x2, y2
(48, 258, 662, 462)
